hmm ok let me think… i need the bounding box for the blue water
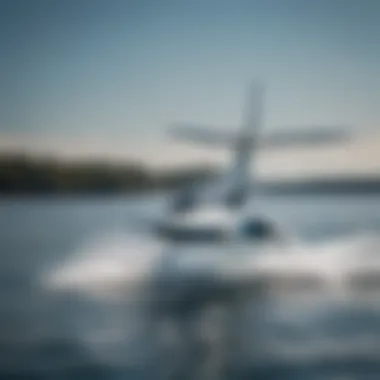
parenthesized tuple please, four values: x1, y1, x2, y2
(1, 194, 380, 379)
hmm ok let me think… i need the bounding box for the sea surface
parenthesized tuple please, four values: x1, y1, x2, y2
(1, 194, 380, 379)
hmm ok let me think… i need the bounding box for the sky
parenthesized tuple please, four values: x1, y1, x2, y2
(1, 0, 380, 174)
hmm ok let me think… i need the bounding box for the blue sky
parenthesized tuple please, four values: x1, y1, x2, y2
(1, 0, 380, 151)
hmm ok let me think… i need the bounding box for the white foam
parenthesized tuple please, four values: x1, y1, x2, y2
(41, 231, 164, 300)
(41, 230, 380, 302)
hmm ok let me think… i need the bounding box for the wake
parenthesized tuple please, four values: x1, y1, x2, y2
(39, 230, 380, 378)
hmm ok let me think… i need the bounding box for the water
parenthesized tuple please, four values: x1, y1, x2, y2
(1, 194, 380, 379)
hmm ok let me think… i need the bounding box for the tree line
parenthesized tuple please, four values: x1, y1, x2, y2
(0, 154, 215, 195)
(2, 153, 380, 196)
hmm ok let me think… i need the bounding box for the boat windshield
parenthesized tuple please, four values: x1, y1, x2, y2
(240, 218, 279, 241)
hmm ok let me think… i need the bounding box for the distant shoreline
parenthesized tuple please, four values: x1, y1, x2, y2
(1, 179, 380, 197)
(1, 153, 380, 196)
(261, 178, 380, 195)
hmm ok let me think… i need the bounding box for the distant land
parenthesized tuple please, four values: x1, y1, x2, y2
(1, 153, 380, 196)
(0, 154, 215, 195)
(260, 178, 380, 195)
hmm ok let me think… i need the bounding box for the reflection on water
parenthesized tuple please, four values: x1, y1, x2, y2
(1, 195, 380, 379)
